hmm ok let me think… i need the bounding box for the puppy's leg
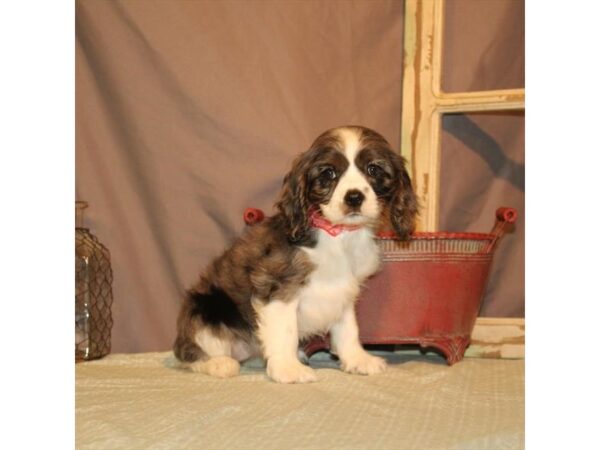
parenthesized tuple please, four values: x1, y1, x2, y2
(254, 298, 317, 384)
(330, 304, 386, 375)
(186, 327, 240, 378)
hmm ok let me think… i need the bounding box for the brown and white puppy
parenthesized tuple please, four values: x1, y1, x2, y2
(174, 126, 418, 383)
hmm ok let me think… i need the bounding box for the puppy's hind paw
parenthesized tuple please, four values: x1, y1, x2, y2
(191, 356, 240, 378)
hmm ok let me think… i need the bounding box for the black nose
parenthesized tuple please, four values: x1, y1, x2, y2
(344, 189, 365, 208)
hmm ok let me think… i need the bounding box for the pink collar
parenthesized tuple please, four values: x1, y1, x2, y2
(309, 208, 363, 237)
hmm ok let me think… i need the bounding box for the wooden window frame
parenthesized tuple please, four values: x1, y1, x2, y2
(400, 0, 525, 232)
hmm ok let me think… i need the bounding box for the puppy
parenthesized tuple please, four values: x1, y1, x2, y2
(173, 126, 418, 383)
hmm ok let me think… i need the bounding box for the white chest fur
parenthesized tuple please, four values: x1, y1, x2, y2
(296, 228, 381, 339)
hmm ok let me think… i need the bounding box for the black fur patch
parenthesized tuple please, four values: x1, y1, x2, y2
(189, 287, 251, 331)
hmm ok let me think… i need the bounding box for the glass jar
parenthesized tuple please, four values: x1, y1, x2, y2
(75, 201, 114, 361)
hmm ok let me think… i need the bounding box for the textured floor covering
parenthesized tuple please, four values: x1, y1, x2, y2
(76, 351, 524, 450)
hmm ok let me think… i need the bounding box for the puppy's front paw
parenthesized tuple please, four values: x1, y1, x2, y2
(267, 357, 318, 384)
(341, 351, 387, 375)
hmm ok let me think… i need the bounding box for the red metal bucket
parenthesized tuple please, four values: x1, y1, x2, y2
(244, 207, 517, 365)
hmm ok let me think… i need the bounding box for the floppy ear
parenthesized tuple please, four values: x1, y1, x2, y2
(275, 154, 311, 243)
(389, 155, 419, 241)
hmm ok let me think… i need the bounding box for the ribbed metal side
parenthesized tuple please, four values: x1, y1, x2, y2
(377, 237, 495, 262)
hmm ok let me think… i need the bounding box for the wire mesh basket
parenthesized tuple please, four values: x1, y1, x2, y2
(75, 201, 114, 362)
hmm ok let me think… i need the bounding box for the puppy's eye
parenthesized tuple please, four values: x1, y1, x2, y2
(367, 163, 384, 178)
(320, 168, 337, 180)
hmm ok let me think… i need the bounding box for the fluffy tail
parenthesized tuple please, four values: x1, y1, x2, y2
(173, 334, 204, 363)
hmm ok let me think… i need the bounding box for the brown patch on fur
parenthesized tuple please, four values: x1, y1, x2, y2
(389, 163, 419, 240)
(205, 214, 315, 303)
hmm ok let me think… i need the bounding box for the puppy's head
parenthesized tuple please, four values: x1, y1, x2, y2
(276, 126, 418, 242)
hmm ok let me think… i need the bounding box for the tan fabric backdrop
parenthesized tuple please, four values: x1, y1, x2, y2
(76, 0, 524, 353)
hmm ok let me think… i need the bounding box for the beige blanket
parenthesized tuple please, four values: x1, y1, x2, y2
(76, 351, 524, 449)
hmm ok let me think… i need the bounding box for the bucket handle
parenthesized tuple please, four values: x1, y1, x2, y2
(485, 207, 518, 252)
(243, 208, 265, 226)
